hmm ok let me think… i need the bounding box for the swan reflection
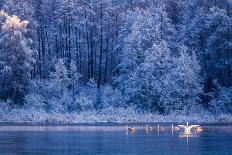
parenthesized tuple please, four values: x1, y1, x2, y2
(179, 131, 200, 144)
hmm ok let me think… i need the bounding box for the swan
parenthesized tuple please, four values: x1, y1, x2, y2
(178, 122, 200, 134)
(126, 125, 136, 132)
(171, 124, 180, 135)
(157, 125, 165, 131)
(145, 124, 153, 132)
(174, 127, 180, 131)
(172, 124, 180, 131)
(195, 126, 203, 133)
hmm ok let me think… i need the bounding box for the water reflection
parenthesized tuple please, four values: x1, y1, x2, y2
(179, 132, 200, 144)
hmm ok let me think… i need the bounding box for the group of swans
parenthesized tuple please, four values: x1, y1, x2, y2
(126, 122, 203, 134)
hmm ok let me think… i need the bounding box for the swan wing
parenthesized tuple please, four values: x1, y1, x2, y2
(188, 125, 200, 130)
(178, 125, 187, 129)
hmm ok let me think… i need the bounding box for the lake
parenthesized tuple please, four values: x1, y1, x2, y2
(0, 125, 231, 155)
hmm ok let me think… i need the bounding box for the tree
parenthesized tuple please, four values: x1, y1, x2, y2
(165, 46, 203, 114)
(69, 60, 81, 102)
(129, 41, 175, 113)
(0, 11, 35, 104)
(210, 87, 232, 114)
(179, 0, 232, 88)
(57, 0, 76, 61)
(148, 1, 176, 48)
(116, 2, 177, 112)
(2, 0, 37, 43)
(50, 59, 69, 102)
(116, 8, 155, 91)
(205, 7, 232, 87)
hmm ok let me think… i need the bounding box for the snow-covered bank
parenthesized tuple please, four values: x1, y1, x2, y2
(0, 107, 231, 124)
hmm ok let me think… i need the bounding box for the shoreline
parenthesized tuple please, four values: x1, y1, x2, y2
(1, 108, 232, 125)
(0, 122, 232, 126)
(0, 123, 231, 132)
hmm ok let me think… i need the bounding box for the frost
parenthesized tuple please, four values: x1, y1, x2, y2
(0, 104, 231, 124)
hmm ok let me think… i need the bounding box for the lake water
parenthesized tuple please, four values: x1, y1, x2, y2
(0, 125, 231, 155)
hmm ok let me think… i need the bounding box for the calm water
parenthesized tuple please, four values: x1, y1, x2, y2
(0, 126, 231, 155)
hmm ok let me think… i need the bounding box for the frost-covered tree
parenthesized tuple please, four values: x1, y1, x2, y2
(69, 60, 81, 102)
(0, 11, 35, 104)
(210, 87, 232, 114)
(101, 85, 126, 108)
(50, 59, 69, 101)
(115, 8, 148, 91)
(179, 0, 232, 88)
(2, 0, 38, 79)
(2, 0, 35, 28)
(205, 7, 232, 87)
(0, 0, 230, 115)
(165, 46, 203, 114)
(56, 0, 76, 60)
(128, 41, 175, 112)
(116, 2, 177, 111)
(148, 1, 176, 48)
(2, 0, 37, 41)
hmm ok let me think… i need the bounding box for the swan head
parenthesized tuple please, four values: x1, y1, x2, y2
(174, 127, 180, 131)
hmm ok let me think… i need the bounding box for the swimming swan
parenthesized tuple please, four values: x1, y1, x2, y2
(178, 122, 200, 134)
(195, 126, 203, 133)
(172, 124, 180, 131)
(157, 125, 165, 131)
(145, 124, 153, 132)
(126, 125, 136, 132)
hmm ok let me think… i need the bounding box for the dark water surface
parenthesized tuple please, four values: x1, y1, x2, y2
(0, 126, 231, 155)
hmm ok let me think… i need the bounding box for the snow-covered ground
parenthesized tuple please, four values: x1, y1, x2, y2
(0, 106, 231, 124)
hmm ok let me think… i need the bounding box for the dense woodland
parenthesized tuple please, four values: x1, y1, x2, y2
(0, 0, 231, 117)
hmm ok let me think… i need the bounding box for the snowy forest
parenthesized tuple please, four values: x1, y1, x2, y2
(0, 0, 231, 123)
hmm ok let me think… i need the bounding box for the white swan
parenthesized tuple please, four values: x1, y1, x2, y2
(171, 124, 180, 134)
(178, 122, 200, 134)
(157, 125, 165, 131)
(172, 124, 180, 131)
(145, 124, 153, 132)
